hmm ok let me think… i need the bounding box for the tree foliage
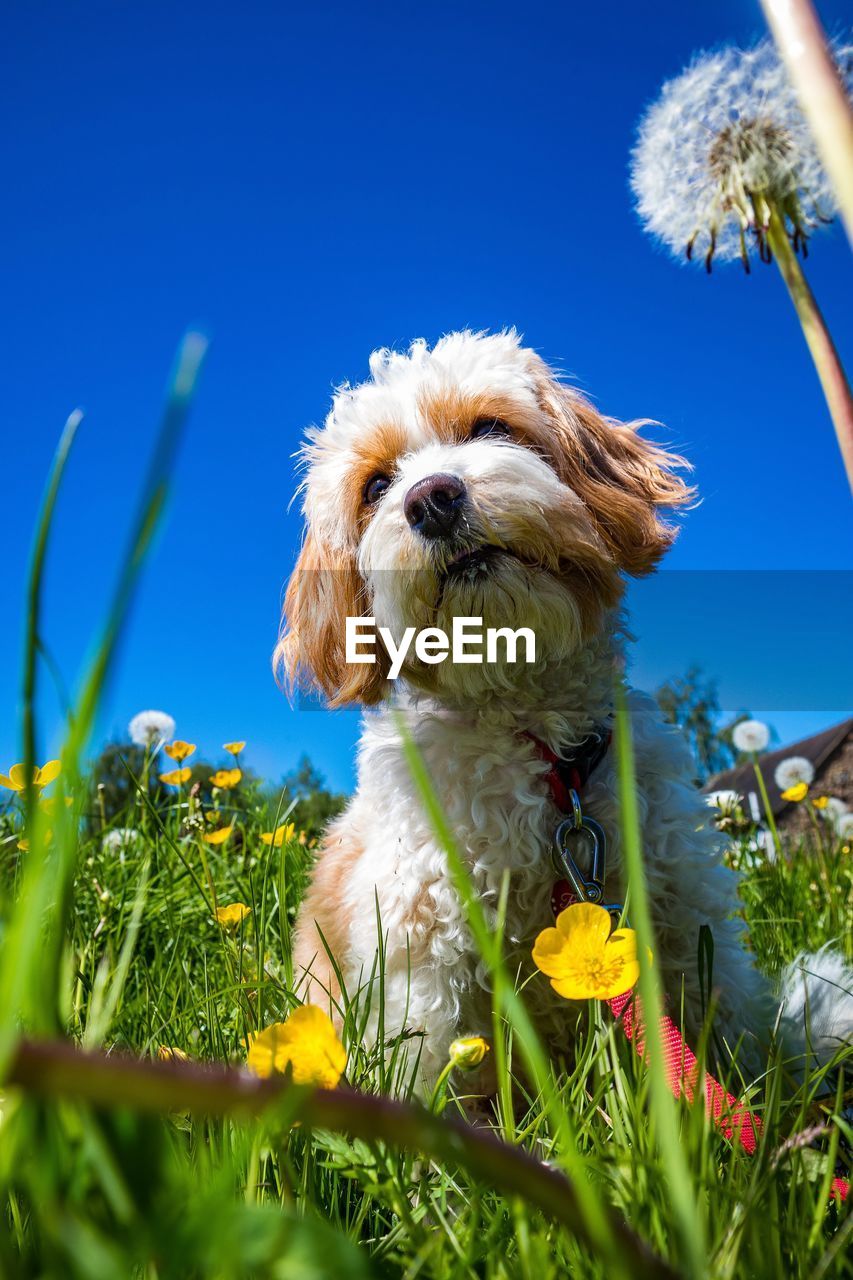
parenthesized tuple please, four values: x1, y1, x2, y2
(654, 666, 747, 782)
(273, 754, 347, 836)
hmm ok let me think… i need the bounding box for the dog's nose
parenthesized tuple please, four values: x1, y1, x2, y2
(403, 473, 466, 539)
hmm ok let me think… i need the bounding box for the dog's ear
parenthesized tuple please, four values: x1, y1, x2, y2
(274, 529, 389, 707)
(540, 380, 695, 576)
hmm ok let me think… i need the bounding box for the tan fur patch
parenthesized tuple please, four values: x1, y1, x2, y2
(416, 386, 545, 444)
(292, 816, 362, 1015)
(274, 529, 390, 706)
(344, 420, 411, 530)
(530, 365, 695, 576)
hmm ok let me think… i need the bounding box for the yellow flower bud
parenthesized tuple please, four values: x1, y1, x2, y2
(448, 1036, 489, 1070)
(158, 1045, 189, 1062)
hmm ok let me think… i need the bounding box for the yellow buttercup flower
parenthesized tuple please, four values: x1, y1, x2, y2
(158, 1045, 189, 1062)
(246, 1005, 346, 1087)
(203, 825, 234, 845)
(159, 767, 192, 786)
(223, 741, 246, 756)
(164, 740, 196, 762)
(532, 902, 639, 1001)
(210, 768, 241, 790)
(260, 823, 295, 847)
(812, 795, 829, 810)
(0, 760, 61, 792)
(781, 782, 809, 803)
(449, 1036, 489, 1070)
(215, 902, 251, 929)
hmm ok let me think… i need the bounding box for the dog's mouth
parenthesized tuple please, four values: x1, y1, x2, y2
(442, 544, 507, 580)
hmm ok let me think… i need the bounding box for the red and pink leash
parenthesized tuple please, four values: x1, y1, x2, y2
(529, 733, 849, 1203)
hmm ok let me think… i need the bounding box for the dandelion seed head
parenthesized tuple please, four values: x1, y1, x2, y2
(838, 813, 853, 840)
(102, 828, 141, 855)
(129, 709, 176, 748)
(706, 789, 741, 813)
(754, 828, 777, 863)
(631, 38, 853, 269)
(821, 797, 850, 830)
(773, 756, 815, 790)
(732, 719, 770, 754)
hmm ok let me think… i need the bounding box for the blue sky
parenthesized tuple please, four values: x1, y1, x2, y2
(3, 0, 852, 793)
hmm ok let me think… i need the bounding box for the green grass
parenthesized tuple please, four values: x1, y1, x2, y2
(0, 339, 849, 1278)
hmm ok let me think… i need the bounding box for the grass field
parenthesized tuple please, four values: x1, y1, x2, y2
(0, 339, 850, 1278)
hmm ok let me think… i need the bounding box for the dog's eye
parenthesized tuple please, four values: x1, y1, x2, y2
(470, 418, 512, 440)
(363, 473, 391, 505)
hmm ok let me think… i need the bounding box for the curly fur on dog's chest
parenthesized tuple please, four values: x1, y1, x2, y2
(294, 687, 768, 1083)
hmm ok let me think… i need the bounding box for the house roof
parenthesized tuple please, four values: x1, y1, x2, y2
(704, 717, 853, 817)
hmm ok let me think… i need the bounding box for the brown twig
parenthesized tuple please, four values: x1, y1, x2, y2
(5, 1036, 681, 1280)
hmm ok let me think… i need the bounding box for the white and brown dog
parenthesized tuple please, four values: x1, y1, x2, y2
(277, 329, 852, 1086)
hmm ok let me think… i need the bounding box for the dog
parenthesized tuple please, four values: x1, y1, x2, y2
(277, 329, 852, 1087)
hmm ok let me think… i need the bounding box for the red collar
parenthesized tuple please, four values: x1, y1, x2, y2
(524, 725, 611, 919)
(524, 726, 611, 813)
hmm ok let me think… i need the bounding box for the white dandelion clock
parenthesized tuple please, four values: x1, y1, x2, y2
(732, 719, 770, 754)
(102, 828, 141, 863)
(773, 756, 815, 790)
(754, 828, 777, 863)
(706, 789, 741, 814)
(838, 813, 853, 841)
(631, 38, 853, 271)
(631, 36, 853, 490)
(129, 710, 176, 749)
(820, 797, 849, 831)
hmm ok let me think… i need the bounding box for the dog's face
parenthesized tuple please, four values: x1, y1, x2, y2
(278, 330, 692, 705)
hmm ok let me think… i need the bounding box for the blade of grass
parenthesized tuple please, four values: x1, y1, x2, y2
(1, 412, 85, 1052)
(21, 408, 83, 815)
(83, 856, 151, 1048)
(0, 334, 207, 1072)
(394, 710, 641, 1280)
(613, 684, 706, 1278)
(69, 332, 208, 760)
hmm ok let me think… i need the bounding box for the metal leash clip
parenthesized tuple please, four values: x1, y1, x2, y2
(551, 788, 624, 920)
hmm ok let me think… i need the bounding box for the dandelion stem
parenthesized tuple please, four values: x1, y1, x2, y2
(751, 759, 783, 862)
(765, 206, 853, 492)
(760, 0, 853, 250)
(613, 688, 707, 1279)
